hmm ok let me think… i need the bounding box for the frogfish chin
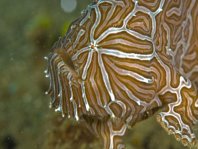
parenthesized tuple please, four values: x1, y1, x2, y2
(45, 0, 198, 148)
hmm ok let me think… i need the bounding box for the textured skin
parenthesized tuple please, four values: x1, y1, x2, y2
(45, 0, 198, 148)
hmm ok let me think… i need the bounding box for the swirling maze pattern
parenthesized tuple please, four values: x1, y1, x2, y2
(45, 0, 198, 148)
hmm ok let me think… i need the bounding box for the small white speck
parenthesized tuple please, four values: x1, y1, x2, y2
(195, 100, 198, 108)
(55, 106, 62, 112)
(61, 0, 77, 13)
(44, 56, 48, 60)
(137, 100, 141, 106)
(111, 114, 115, 118)
(75, 116, 79, 121)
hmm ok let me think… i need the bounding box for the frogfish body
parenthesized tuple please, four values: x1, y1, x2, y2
(45, 0, 198, 148)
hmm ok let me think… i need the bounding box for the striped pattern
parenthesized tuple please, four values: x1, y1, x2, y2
(45, 0, 198, 148)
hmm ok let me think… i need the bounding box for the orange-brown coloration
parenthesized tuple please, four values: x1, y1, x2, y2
(45, 0, 198, 149)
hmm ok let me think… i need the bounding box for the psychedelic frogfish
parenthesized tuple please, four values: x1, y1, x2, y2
(45, 0, 198, 148)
